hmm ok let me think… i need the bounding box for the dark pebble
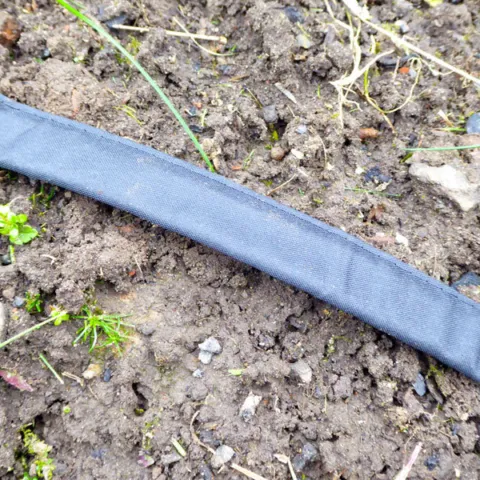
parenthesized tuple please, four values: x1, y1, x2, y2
(284, 6, 305, 24)
(452, 272, 480, 290)
(449, 0, 463, 3)
(103, 368, 112, 382)
(105, 14, 128, 30)
(364, 166, 392, 184)
(408, 132, 418, 147)
(13, 296, 25, 308)
(199, 464, 214, 480)
(425, 452, 440, 471)
(293, 443, 318, 472)
(189, 124, 204, 134)
(218, 64, 234, 76)
(199, 430, 220, 447)
(187, 106, 198, 117)
(413, 373, 427, 396)
(378, 56, 401, 68)
(257, 333, 275, 350)
(1, 254, 11, 266)
(313, 386, 323, 399)
(287, 315, 308, 333)
(40, 48, 51, 60)
(466, 113, 480, 134)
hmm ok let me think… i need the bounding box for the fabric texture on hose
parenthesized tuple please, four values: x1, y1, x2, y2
(1, 93, 479, 381)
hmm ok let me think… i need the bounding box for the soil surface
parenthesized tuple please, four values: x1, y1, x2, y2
(0, 0, 479, 478)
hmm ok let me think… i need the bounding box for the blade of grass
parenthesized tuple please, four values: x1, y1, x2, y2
(39, 353, 65, 385)
(0, 317, 57, 349)
(404, 144, 480, 152)
(55, 0, 215, 172)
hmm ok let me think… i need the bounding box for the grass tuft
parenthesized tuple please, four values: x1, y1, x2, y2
(55, 0, 215, 172)
(73, 305, 133, 353)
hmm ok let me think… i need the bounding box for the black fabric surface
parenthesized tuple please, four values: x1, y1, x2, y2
(1, 94, 479, 381)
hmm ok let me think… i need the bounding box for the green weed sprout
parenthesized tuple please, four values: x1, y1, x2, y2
(20, 426, 55, 480)
(25, 292, 43, 314)
(0, 204, 38, 245)
(73, 305, 133, 352)
(55, 0, 215, 173)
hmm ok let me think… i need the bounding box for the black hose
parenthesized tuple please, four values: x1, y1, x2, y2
(1, 94, 479, 381)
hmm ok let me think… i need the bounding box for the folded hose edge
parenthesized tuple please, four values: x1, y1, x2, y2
(1, 94, 479, 381)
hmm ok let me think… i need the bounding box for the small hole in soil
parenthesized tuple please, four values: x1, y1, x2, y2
(132, 382, 149, 416)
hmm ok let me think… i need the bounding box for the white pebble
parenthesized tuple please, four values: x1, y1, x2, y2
(199, 337, 222, 354)
(239, 392, 262, 422)
(211, 445, 235, 469)
(199, 350, 213, 365)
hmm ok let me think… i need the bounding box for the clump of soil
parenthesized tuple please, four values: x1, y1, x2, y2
(0, 0, 479, 478)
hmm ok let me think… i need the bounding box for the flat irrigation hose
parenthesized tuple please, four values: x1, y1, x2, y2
(1, 94, 479, 381)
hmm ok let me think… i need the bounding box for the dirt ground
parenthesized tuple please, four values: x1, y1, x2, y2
(0, 0, 479, 478)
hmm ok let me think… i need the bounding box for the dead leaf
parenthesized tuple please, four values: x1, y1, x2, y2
(359, 128, 380, 140)
(0, 370, 34, 391)
(0, 15, 21, 48)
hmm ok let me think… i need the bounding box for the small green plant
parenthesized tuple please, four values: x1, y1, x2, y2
(25, 293, 43, 314)
(29, 185, 56, 212)
(62, 405, 71, 414)
(0, 204, 38, 245)
(19, 426, 55, 480)
(73, 305, 133, 352)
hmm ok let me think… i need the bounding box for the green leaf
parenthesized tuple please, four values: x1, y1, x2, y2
(228, 368, 245, 376)
(16, 225, 39, 245)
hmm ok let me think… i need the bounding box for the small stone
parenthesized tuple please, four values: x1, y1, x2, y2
(395, 20, 410, 33)
(257, 333, 275, 350)
(103, 368, 112, 382)
(296, 34, 312, 49)
(199, 465, 214, 480)
(296, 125, 308, 134)
(395, 233, 409, 247)
(293, 443, 318, 472)
(199, 350, 213, 365)
(413, 373, 427, 396)
(466, 113, 480, 134)
(271, 146, 286, 161)
(313, 386, 323, 399)
(0, 302, 7, 342)
(199, 337, 222, 354)
(424, 452, 440, 471)
(193, 369, 204, 378)
(409, 163, 479, 212)
(1, 254, 11, 266)
(290, 360, 313, 384)
(211, 445, 234, 469)
(284, 6, 305, 23)
(13, 296, 25, 308)
(40, 48, 51, 60)
(291, 149, 304, 160)
(161, 452, 181, 466)
(82, 363, 102, 380)
(262, 105, 278, 124)
(239, 392, 262, 422)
